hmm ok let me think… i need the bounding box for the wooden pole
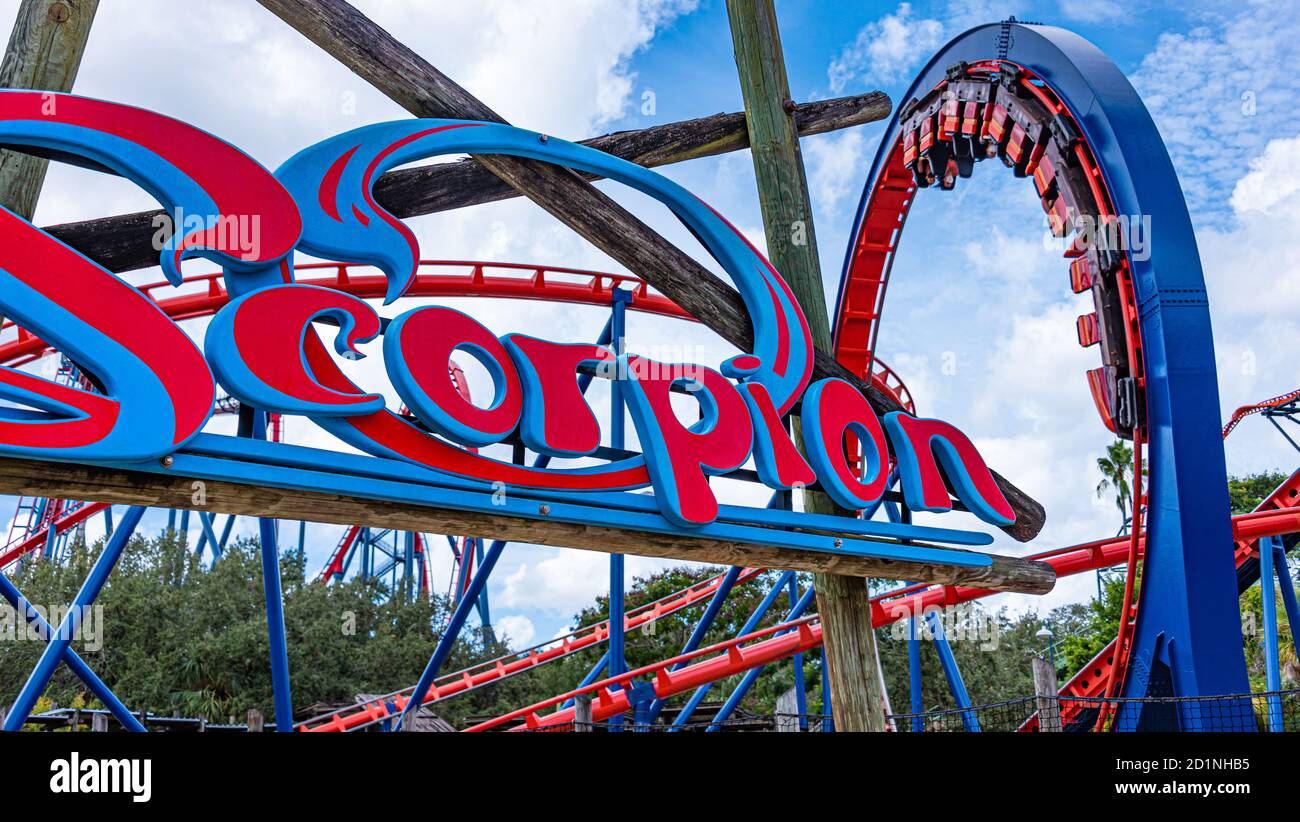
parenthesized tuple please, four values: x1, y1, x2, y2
(252, 0, 1044, 543)
(574, 694, 593, 732)
(90, 711, 107, 732)
(0, 455, 1055, 592)
(0, 0, 97, 329)
(0, 0, 98, 219)
(42, 91, 889, 273)
(726, 0, 885, 732)
(246, 708, 264, 732)
(1032, 655, 1062, 732)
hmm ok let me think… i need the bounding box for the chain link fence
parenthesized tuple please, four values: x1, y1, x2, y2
(526, 690, 1300, 732)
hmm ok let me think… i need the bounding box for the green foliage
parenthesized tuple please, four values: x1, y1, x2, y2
(1228, 471, 1289, 515)
(0, 531, 526, 726)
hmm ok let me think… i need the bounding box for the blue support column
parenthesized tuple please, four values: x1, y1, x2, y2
(788, 574, 808, 728)
(474, 538, 491, 626)
(102, 505, 113, 538)
(259, 514, 293, 733)
(1260, 537, 1283, 732)
(607, 289, 630, 730)
(706, 585, 816, 731)
(907, 605, 924, 731)
(927, 610, 981, 732)
(4, 505, 146, 731)
(195, 512, 222, 560)
(820, 645, 835, 732)
(1274, 546, 1300, 655)
(670, 571, 795, 729)
(400, 537, 507, 724)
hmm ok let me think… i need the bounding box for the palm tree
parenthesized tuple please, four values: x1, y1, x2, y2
(1096, 440, 1137, 532)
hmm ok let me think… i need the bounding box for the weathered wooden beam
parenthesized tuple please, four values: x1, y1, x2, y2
(727, 0, 885, 733)
(251, 0, 1045, 544)
(0, 0, 98, 219)
(38, 91, 889, 273)
(0, 456, 1056, 593)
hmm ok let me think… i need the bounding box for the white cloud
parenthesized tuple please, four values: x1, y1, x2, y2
(1131, 2, 1300, 222)
(495, 614, 537, 649)
(804, 128, 871, 215)
(827, 3, 944, 93)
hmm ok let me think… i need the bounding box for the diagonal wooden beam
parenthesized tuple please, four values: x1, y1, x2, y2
(254, 0, 1046, 542)
(38, 91, 889, 275)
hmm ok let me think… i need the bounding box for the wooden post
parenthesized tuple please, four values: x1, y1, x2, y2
(246, 708, 264, 732)
(0, 0, 98, 329)
(574, 694, 593, 732)
(253, 0, 1045, 541)
(774, 687, 799, 732)
(90, 711, 107, 732)
(0, 0, 99, 219)
(726, 0, 885, 732)
(1032, 655, 1061, 732)
(400, 709, 417, 732)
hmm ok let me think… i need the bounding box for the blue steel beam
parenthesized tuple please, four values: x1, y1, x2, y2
(670, 570, 795, 729)
(705, 585, 816, 731)
(0, 573, 146, 732)
(4, 505, 146, 731)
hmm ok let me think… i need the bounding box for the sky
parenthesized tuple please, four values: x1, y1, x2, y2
(3, 0, 1299, 655)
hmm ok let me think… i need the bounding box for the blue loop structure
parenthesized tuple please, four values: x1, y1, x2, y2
(835, 22, 1249, 721)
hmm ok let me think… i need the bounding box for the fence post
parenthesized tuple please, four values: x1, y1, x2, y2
(400, 709, 418, 732)
(246, 709, 264, 733)
(91, 712, 108, 732)
(1032, 655, 1061, 732)
(574, 694, 593, 732)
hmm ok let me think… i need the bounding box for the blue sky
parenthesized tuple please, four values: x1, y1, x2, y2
(4, 0, 1299, 655)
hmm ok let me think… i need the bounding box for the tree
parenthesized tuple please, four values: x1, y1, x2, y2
(1228, 471, 1289, 515)
(1095, 439, 1141, 532)
(0, 531, 531, 727)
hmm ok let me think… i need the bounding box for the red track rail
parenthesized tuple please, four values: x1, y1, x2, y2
(298, 566, 768, 731)
(1223, 388, 1300, 438)
(1020, 467, 1300, 731)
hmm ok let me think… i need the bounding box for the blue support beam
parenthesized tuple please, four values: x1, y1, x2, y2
(670, 571, 795, 729)
(400, 537, 507, 725)
(1260, 537, 1283, 732)
(259, 515, 293, 732)
(706, 585, 816, 731)
(0, 573, 146, 732)
(4, 505, 146, 731)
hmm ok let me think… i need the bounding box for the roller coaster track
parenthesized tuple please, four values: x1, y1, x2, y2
(297, 501, 1299, 732)
(1019, 467, 1300, 731)
(834, 49, 1153, 715)
(829, 22, 1251, 724)
(297, 566, 768, 731)
(1223, 388, 1300, 438)
(459, 503, 1300, 732)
